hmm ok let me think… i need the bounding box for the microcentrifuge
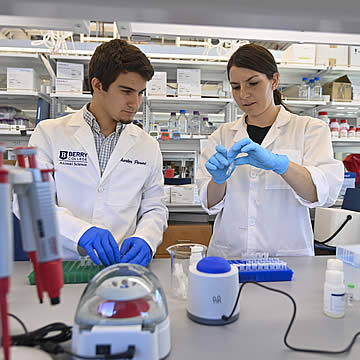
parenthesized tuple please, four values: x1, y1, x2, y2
(72, 264, 171, 359)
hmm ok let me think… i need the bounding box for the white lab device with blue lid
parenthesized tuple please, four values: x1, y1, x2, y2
(72, 263, 171, 359)
(187, 257, 240, 325)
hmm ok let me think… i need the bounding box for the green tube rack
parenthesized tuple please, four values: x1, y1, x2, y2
(28, 260, 105, 285)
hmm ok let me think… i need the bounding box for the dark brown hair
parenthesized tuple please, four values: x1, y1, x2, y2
(227, 43, 288, 110)
(88, 39, 154, 94)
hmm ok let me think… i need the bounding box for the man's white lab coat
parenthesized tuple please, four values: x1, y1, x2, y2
(14, 106, 168, 259)
(197, 106, 344, 257)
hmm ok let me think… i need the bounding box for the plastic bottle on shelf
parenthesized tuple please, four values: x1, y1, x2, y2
(167, 112, 177, 130)
(318, 111, 329, 125)
(330, 119, 339, 139)
(356, 127, 360, 138)
(323, 270, 345, 318)
(340, 119, 348, 138)
(200, 117, 212, 135)
(168, 112, 181, 140)
(308, 79, 315, 100)
(177, 110, 188, 134)
(312, 76, 322, 100)
(298, 77, 310, 99)
(189, 111, 201, 136)
(348, 126, 356, 138)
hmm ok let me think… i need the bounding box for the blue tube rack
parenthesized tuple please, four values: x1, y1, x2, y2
(228, 259, 294, 283)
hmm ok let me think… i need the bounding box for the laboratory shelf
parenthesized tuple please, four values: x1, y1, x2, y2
(0, 52, 50, 77)
(332, 139, 360, 152)
(50, 92, 92, 110)
(0, 129, 32, 148)
(146, 96, 233, 113)
(283, 99, 327, 108)
(166, 204, 204, 213)
(0, 90, 50, 104)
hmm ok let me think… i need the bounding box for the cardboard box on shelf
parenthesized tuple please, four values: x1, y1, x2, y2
(322, 75, 352, 102)
(177, 69, 201, 98)
(56, 62, 84, 80)
(7, 67, 39, 91)
(56, 78, 83, 93)
(281, 44, 316, 65)
(315, 45, 348, 67)
(146, 71, 167, 96)
(170, 184, 200, 204)
(349, 46, 360, 67)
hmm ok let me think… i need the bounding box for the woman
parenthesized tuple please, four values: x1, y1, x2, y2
(196, 44, 343, 257)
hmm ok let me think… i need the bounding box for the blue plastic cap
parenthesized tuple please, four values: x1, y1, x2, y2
(179, 110, 186, 113)
(314, 76, 320, 80)
(196, 257, 231, 274)
(309, 79, 315, 83)
(302, 77, 309, 81)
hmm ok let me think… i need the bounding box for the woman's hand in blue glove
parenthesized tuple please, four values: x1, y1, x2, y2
(120, 237, 152, 267)
(78, 227, 121, 266)
(228, 137, 289, 175)
(205, 144, 235, 184)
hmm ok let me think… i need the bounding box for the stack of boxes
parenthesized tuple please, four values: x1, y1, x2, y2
(56, 62, 84, 94)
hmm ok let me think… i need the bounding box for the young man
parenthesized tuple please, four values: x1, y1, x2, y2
(15, 39, 168, 267)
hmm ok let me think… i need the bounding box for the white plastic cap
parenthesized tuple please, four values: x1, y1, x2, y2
(327, 259, 343, 272)
(325, 270, 344, 285)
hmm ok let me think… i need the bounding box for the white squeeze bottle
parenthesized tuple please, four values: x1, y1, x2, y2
(323, 270, 345, 318)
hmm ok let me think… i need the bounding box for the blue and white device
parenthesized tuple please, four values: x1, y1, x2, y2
(187, 257, 240, 325)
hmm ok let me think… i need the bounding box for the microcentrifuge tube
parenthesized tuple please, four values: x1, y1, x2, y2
(226, 160, 236, 176)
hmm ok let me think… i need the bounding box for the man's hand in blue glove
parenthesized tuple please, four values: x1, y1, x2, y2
(228, 137, 289, 175)
(120, 237, 152, 267)
(78, 227, 121, 266)
(205, 144, 235, 184)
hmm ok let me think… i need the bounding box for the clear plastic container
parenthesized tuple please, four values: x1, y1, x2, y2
(308, 79, 315, 99)
(312, 76, 322, 100)
(200, 117, 212, 135)
(177, 110, 188, 134)
(189, 111, 201, 136)
(336, 244, 360, 301)
(166, 243, 207, 300)
(298, 77, 310, 99)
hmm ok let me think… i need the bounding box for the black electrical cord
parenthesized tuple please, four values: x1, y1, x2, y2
(7, 312, 28, 335)
(223, 281, 360, 355)
(7, 314, 136, 359)
(315, 214, 352, 245)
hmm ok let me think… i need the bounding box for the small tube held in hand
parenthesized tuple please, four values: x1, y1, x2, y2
(226, 160, 236, 176)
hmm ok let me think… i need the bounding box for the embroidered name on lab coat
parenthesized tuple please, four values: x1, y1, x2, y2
(120, 158, 147, 166)
(59, 150, 88, 167)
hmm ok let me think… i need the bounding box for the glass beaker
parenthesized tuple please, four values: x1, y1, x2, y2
(166, 243, 207, 300)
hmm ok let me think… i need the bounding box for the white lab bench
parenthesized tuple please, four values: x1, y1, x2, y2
(6, 257, 360, 359)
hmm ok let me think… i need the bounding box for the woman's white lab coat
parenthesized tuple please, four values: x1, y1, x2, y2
(196, 106, 344, 257)
(15, 106, 168, 259)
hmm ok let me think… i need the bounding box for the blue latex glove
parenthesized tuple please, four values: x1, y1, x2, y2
(78, 227, 121, 266)
(120, 237, 152, 267)
(228, 137, 289, 175)
(205, 144, 235, 184)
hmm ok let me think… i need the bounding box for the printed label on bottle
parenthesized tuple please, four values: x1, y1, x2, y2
(329, 293, 345, 314)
